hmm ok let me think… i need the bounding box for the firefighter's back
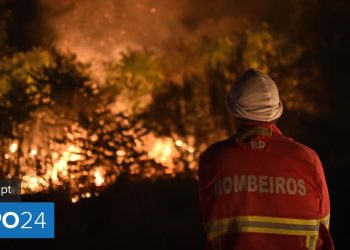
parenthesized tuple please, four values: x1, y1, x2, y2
(198, 124, 330, 250)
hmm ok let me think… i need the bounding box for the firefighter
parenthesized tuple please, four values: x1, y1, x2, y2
(198, 69, 334, 250)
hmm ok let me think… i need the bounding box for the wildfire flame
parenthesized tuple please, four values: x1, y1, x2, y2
(3, 127, 200, 202)
(94, 170, 104, 187)
(9, 142, 18, 153)
(149, 138, 173, 165)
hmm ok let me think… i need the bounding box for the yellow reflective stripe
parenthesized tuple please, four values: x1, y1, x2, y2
(306, 235, 318, 250)
(206, 216, 319, 240)
(320, 214, 330, 229)
(306, 235, 311, 249)
(227, 215, 319, 225)
(206, 216, 320, 239)
(206, 215, 320, 250)
(235, 227, 317, 236)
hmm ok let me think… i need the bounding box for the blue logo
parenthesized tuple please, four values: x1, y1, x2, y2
(0, 202, 54, 238)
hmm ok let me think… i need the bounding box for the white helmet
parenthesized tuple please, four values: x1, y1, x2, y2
(226, 69, 283, 122)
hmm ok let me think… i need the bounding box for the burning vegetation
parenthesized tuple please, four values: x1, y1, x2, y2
(0, 49, 203, 202)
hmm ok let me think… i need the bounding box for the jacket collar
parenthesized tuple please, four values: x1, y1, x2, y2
(235, 122, 282, 142)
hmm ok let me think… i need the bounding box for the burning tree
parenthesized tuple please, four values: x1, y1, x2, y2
(0, 49, 54, 178)
(0, 48, 199, 200)
(105, 49, 163, 114)
(0, 49, 154, 198)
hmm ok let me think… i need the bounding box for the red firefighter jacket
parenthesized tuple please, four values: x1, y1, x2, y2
(198, 122, 333, 250)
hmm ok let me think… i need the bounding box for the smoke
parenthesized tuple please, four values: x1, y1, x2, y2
(35, 0, 257, 63)
(6, 0, 297, 64)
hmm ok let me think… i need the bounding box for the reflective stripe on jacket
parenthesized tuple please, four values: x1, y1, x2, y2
(198, 123, 333, 250)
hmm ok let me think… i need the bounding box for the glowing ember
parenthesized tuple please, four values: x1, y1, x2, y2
(188, 146, 195, 153)
(30, 149, 38, 157)
(148, 138, 174, 165)
(175, 140, 183, 147)
(9, 142, 18, 153)
(90, 134, 98, 142)
(94, 170, 104, 187)
(164, 168, 174, 175)
(55, 159, 68, 172)
(22, 175, 48, 193)
(71, 196, 79, 203)
(116, 150, 126, 156)
(51, 168, 58, 182)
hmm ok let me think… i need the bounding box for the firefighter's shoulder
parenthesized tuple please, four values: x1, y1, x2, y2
(279, 135, 318, 165)
(200, 137, 235, 157)
(199, 137, 235, 164)
(198, 137, 234, 178)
